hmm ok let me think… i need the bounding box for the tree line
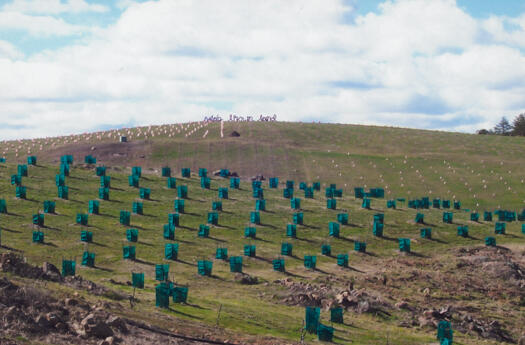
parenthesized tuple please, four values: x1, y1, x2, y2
(477, 113, 525, 136)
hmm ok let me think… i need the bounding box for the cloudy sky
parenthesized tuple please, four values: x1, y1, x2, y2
(1, 0, 525, 139)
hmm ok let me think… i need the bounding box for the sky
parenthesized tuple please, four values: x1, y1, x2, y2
(1, 0, 525, 139)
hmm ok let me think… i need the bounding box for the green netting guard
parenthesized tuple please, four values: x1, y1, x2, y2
(197, 260, 213, 276)
(132, 272, 144, 289)
(329, 222, 340, 238)
(362, 198, 371, 209)
(99, 187, 109, 200)
(325, 188, 334, 198)
(126, 228, 138, 242)
(518, 209, 525, 221)
(17, 164, 28, 177)
(0, 157, 5, 163)
(252, 188, 264, 199)
(95, 166, 106, 176)
(293, 212, 303, 225)
(273, 259, 285, 272)
(495, 222, 506, 234)
(123, 245, 136, 260)
(198, 168, 207, 177)
(255, 199, 266, 211)
(286, 224, 297, 238)
(387, 200, 396, 209)
(80, 230, 93, 243)
(251, 180, 262, 190)
(60, 155, 73, 164)
(399, 238, 411, 252)
(198, 224, 210, 238)
(433, 199, 441, 208)
(457, 226, 468, 237)
(244, 227, 256, 239)
(155, 282, 171, 308)
(283, 188, 293, 199)
(128, 175, 139, 188)
(219, 169, 230, 178)
(299, 182, 307, 190)
(374, 213, 384, 224)
(165, 243, 179, 260)
(305, 307, 320, 333)
(317, 324, 334, 342)
(521, 224, 525, 234)
(207, 212, 219, 225)
(120, 210, 131, 226)
(334, 189, 343, 198)
(139, 188, 150, 200)
(290, 198, 301, 210)
(337, 254, 348, 267)
(337, 213, 348, 225)
(216, 247, 228, 260)
(161, 166, 171, 177)
(421, 197, 430, 209)
(16, 186, 26, 199)
(168, 213, 180, 227)
(304, 187, 314, 199)
(177, 185, 188, 199)
(11, 174, 22, 186)
(286, 180, 294, 189)
(32, 231, 44, 243)
(373, 222, 383, 237)
(330, 307, 343, 323)
(327, 198, 337, 210)
(354, 241, 366, 253)
(76, 213, 88, 226)
(84, 155, 96, 164)
(200, 177, 211, 189)
(250, 211, 260, 225)
(218, 187, 228, 199)
(470, 213, 479, 222)
(453, 201, 461, 210)
(155, 264, 169, 281)
(100, 176, 110, 188)
(62, 260, 76, 277)
(244, 245, 256, 257)
(408, 200, 417, 209)
(212, 201, 223, 211)
(31, 213, 44, 227)
(181, 168, 191, 178)
(304, 255, 316, 269)
(57, 186, 68, 199)
(0, 199, 7, 214)
(369, 188, 384, 198)
(281, 242, 293, 256)
(269, 177, 278, 188)
(172, 286, 188, 303)
(60, 163, 70, 177)
(131, 166, 142, 177)
(420, 228, 432, 239)
(485, 236, 496, 246)
(437, 320, 453, 343)
(354, 187, 365, 199)
(55, 174, 65, 187)
(167, 177, 177, 189)
(415, 213, 424, 224)
(312, 182, 321, 191)
(229, 256, 243, 272)
(174, 199, 185, 213)
(230, 177, 240, 189)
(443, 212, 453, 224)
(82, 251, 95, 267)
(133, 201, 143, 215)
(442, 200, 451, 209)
(483, 211, 492, 221)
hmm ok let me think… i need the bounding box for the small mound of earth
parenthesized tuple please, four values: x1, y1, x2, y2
(229, 131, 240, 137)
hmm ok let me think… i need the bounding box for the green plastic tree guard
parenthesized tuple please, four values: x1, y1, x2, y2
(373, 222, 383, 237)
(230, 177, 240, 189)
(354, 241, 366, 253)
(43, 200, 55, 214)
(337, 213, 348, 225)
(82, 251, 95, 267)
(299, 182, 307, 190)
(470, 213, 479, 222)
(255, 199, 266, 211)
(11, 174, 22, 186)
(495, 222, 506, 234)
(443, 212, 453, 224)
(229, 256, 243, 273)
(96, 166, 106, 176)
(216, 247, 228, 260)
(32, 231, 44, 243)
(485, 236, 496, 246)
(177, 185, 188, 199)
(133, 201, 143, 215)
(269, 177, 278, 188)
(327, 198, 337, 210)
(313, 182, 321, 191)
(305, 307, 320, 333)
(387, 200, 396, 209)
(126, 228, 138, 242)
(161, 167, 171, 177)
(76, 213, 88, 226)
(32, 213, 44, 226)
(58, 186, 68, 199)
(128, 175, 139, 188)
(442, 200, 451, 209)
(218, 187, 228, 199)
(290, 197, 301, 210)
(132, 272, 144, 289)
(60, 155, 73, 164)
(0, 199, 7, 214)
(163, 224, 175, 240)
(132, 166, 142, 177)
(17, 164, 28, 177)
(286, 180, 294, 189)
(198, 168, 207, 177)
(174, 199, 185, 213)
(252, 188, 264, 199)
(207, 212, 218, 225)
(99, 187, 109, 200)
(155, 282, 171, 308)
(362, 198, 371, 209)
(200, 177, 211, 189)
(62, 260, 75, 277)
(16, 186, 26, 199)
(329, 222, 340, 237)
(212, 201, 222, 211)
(281, 242, 293, 256)
(437, 320, 453, 343)
(293, 212, 303, 225)
(304, 255, 317, 269)
(155, 264, 169, 281)
(283, 188, 293, 199)
(286, 224, 297, 238)
(454, 201, 461, 210)
(457, 226, 469, 237)
(88, 200, 99, 215)
(432, 199, 441, 208)
(325, 188, 334, 198)
(100, 176, 110, 188)
(0, 157, 5, 163)
(84, 155, 96, 164)
(273, 259, 285, 272)
(337, 254, 348, 267)
(198, 224, 210, 238)
(167, 177, 177, 189)
(55, 174, 65, 187)
(139, 188, 150, 200)
(120, 210, 131, 226)
(197, 260, 212, 276)
(354, 187, 365, 199)
(244, 227, 256, 239)
(304, 187, 314, 199)
(172, 286, 188, 303)
(219, 169, 229, 178)
(60, 163, 70, 177)
(420, 228, 432, 239)
(415, 213, 424, 224)
(399, 238, 411, 252)
(123, 246, 136, 260)
(317, 324, 334, 342)
(252, 180, 262, 190)
(165, 243, 179, 260)
(80, 230, 93, 243)
(243, 245, 256, 257)
(330, 307, 343, 323)
(250, 211, 260, 225)
(168, 213, 180, 227)
(181, 168, 191, 178)
(521, 224, 525, 234)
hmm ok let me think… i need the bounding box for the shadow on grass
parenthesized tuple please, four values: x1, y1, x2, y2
(42, 242, 58, 247)
(429, 238, 448, 244)
(92, 241, 108, 248)
(254, 256, 272, 263)
(283, 271, 306, 279)
(176, 259, 196, 266)
(134, 258, 155, 266)
(336, 237, 354, 243)
(6, 212, 23, 217)
(207, 236, 227, 243)
(259, 222, 277, 229)
(0, 245, 23, 252)
(1, 227, 21, 233)
(167, 307, 204, 320)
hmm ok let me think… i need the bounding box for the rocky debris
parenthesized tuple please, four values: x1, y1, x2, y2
(234, 273, 258, 285)
(0, 253, 61, 282)
(250, 174, 265, 181)
(519, 334, 525, 345)
(417, 306, 452, 328)
(75, 313, 114, 338)
(229, 131, 240, 137)
(457, 314, 514, 343)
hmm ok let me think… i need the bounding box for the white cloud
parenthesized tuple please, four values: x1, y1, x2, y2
(0, 40, 23, 59)
(0, 11, 88, 36)
(1, 0, 525, 139)
(2, 0, 109, 14)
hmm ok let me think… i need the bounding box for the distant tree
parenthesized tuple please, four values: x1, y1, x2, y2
(511, 113, 525, 136)
(477, 129, 491, 135)
(493, 117, 512, 135)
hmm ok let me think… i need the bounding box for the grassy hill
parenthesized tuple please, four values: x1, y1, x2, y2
(0, 122, 524, 345)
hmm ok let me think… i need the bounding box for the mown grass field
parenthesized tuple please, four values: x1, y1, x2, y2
(0, 122, 524, 344)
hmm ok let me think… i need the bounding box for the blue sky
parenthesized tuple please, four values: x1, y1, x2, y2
(1, 0, 525, 139)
